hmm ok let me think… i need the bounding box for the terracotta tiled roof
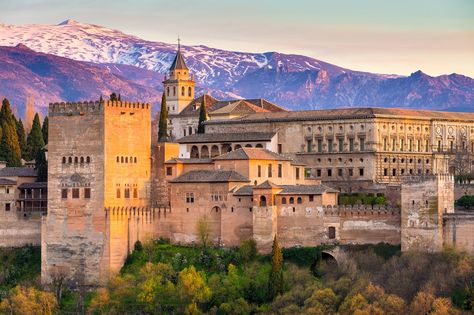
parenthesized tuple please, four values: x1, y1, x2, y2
(170, 170, 250, 183)
(0, 178, 16, 185)
(165, 158, 213, 164)
(206, 107, 474, 124)
(18, 182, 47, 189)
(210, 100, 271, 115)
(214, 148, 291, 161)
(0, 167, 37, 177)
(278, 185, 339, 195)
(177, 132, 276, 144)
(232, 185, 254, 196)
(254, 180, 281, 189)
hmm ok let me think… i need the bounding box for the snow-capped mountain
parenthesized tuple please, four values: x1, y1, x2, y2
(0, 19, 473, 111)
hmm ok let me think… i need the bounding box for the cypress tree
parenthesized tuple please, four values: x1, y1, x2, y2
(158, 93, 168, 142)
(0, 98, 21, 166)
(99, 95, 103, 104)
(197, 98, 208, 134)
(16, 119, 28, 159)
(42, 116, 49, 145)
(35, 147, 47, 182)
(268, 235, 284, 298)
(26, 113, 45, 161)
(118, 93, 121, 101)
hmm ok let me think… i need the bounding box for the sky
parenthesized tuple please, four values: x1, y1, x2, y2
(1, 0, 474, 77)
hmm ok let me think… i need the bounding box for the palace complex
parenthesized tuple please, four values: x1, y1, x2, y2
(1, 45, 473, 287)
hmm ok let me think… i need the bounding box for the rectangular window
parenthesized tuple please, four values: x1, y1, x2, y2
(383, 138, 387, 151)
(305, 168, 311, 178)
(61, 189, 68, 199)
(186, 192, 194, 203)
(278, 164, 282, 178)
(359, 137, 365, 151)
(384, 168, 388, 176)
(328, 139, 333, 153)
(316, 169, 321, 177)
(400, 139, 404, 151)
(296, 167, 300, 180)
(72, 188, 80, 199)
(6, 187, 9, 194)
(392, 138, 396, 151)
(349, 138, 354, 152)
(438, 140, 442, 152)
(450, 141, 454, 150)
(307, 139, 312, 153)
(425, 140, 429, 152)
(359, 168, 364, 176)
(124, 188, 130, 199)
(166, 167, 172, 176)
(268, 164, 272, 177)
(417, 139, 421, 152)
(278, 144, 282, 153)
(257, 165, 262, 177)
(309, 195, 314, 202)
(84, 188, 91, 199)
(5, 203, 10, 211)
(317, 139, 323, 153)
(392, 168, 397, 176)
(327, 169, 332, 177)
(348, 168, 353, 177)
(338, 168, 343, 177)
(409, 139, 413, 152)
(328, 227, 336, 239)
(116, 188, 121, 198)
(133, 188, 138, 198)
(338, 138, 344, 152)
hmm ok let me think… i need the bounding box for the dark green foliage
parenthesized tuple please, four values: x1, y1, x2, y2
(158, 93, 168, 142)
(15, 119, 28, 159)
(41, 116, 48, 145)
(99, 95, 103, 104)
(338, 192, 387, 206)
(239, 239, 257, 263)
(269, 236, 284, 298)
(35, 148, 47, 182)
(26, 113, 45, 161)
(109, 92, 118, 101)
(0, 98, 22, 166)
(197, 99, 207, 133)
(455, 195, 474, 209)
(134, 240, 143, 252)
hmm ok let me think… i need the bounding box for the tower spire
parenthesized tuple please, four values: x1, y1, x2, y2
(178, 35, 181, 51)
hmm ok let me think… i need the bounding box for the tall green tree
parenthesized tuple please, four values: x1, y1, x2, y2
(26, 113, 45, 161)
(16, 119, 28, 160)
(268, 235, 284, 298)
(99, 95, 104, 104)
(158, 93, 168, 142)
(197, 98, 208, 134)
(0, 98, 21, 166)
(42, 116, 48, 145)
(35, 148, 47, 182)
(109, 92, 118, 101)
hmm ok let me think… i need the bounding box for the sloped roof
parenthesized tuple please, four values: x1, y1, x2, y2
(169, 49, 188, 70)
(278, 185, 339, 195)
(165, 158, 213, 164)
(170, 170, 250, 183)
(214, 148, 292, 161)
(0, 167, 37, 177)
(254, 180, 281, 189)
(232, 185, 254, 196)
(210, 100, 272, 115)
(18, 182, 47, 189)
(0, 178, 16, 185)
(177, 132, 276, 144)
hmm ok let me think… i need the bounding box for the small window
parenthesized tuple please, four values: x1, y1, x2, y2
(68, 157, 72, 163)
(328, 227, 336, 239)
(327, 169, 332, 177)
(125, 157, 128, 163)
(74, 157, 78, 164)
(121, 156, 124, 163)
(133, 188, 138, 198)
(181, 86, 185, 96)
(116, 188, 121, 198)
(282, 197, 287, 204)
(61, 189, 68, 199)
(297, 197, 302, 204)
(72, 188, 80, 199)
(6, 187, 9, 194)
(268, 164, 272, 177)
(62, 157, 66, 164)
(166, 167, 173, 176)
(124, 188, 130, 199)
(80, 157, 84, 163)
(278, 164, 282, 178)
(186, 192, 194, 203)
(316, 169, 321, 177)
(134, 157, 137, 163)
(296, 167, 300, 180)
(257, 165, 262, 177)
(188, 86, 192, 97)
(309, 195, 314, 202)
(289, 197, 294, 204)
(84, 188, 91, 199)
(116, 156, 120, 163)
(5, 203, 11, 211)
(359, 168, 364, 176)
(338, 168, 343, 177)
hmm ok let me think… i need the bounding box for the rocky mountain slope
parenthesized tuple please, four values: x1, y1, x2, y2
(0, 20, 473, 111)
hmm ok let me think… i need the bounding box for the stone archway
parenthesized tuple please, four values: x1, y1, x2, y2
(190, 145, 200, 158)
(211, 145, 220, 157)
(201, 145, 210, 158)
(256, 143, 264, 148)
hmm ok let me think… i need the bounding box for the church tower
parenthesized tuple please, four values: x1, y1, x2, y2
(163, 41, 195, 115)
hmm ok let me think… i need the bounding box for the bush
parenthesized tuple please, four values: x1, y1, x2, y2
(239, 239, 257, 263)
(455, 195, 474, 209)
(134, 240, 143, 251)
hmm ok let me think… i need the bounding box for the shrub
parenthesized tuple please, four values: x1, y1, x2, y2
(239, 239, 257, 263)
(134, 240, 143, 252)
(455, 195, 474, 209)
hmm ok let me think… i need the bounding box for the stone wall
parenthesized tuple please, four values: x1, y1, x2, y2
(443, 213, 474, 253)
(0, 214, 42, 247)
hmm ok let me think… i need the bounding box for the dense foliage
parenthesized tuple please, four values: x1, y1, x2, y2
(158, 93, 169, 142)
(338, 192, 386, 206)
(197, 99, 208, 134)
(456, 195, 474, 209)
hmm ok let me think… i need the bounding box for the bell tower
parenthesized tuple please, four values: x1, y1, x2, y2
(163, 39, 195, 115)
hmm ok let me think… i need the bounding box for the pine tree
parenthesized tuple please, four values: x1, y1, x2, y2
(42, 116, 49, 144)
(35, 147, 47, 182)
(109, 92, 118, 101)
(158, 93, 168, 142)
(118, 93, 121, 101)
(26, 113, 45, 161)
(99, 95, 103, 104)
(0, 98, 22, 166)
(268, 235, 284, 298)
(16, 119, 28, 159)
(197, 97, 208, 134)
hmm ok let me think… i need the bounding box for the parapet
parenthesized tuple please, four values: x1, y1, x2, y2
(49, 101, 103, 116)
(103, 101, 151, 111)
(401, 173, 454, 184)
(321, 204, 400, 217)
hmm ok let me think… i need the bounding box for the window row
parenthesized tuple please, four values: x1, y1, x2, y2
(383, 157, 430, 164)
(256, 164, 289, 179)
(116, 186, 139, 199)
(62, 156, 91, 164)
(314, 168, 364, 177)
(116, 156, 138, 163)
(166, 86, 193, 98)
(307, 125, 365, 133)
(61, 188, 91, 199)
(307, 137, 365, 153)
(383, 138, 429, 152)
(383, 168, 430, 176)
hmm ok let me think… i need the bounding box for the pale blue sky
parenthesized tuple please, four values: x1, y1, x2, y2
(2, 0, 473, 76)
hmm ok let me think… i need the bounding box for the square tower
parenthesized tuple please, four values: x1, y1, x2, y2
(42, 100, 151, 287)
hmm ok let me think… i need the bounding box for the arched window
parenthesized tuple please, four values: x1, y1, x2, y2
(74, 157, 78, 164)
(188, 86, 192, 97)
(201, 146, 209, 158)
(125, 157, 128, 163)
(173, 86, 176, 96)
(68, 157, 72, 163)
(282, 197, 287, 204)
(134, 157, 137, 163)
(167, 87, 170, 96)
(245, 144, 253, 148)
(256, 143, 264, 148)
(190, 146, 200, 158)
(234, 144, 242, 150)
(259, 196, 267, 207)
(80, 157, 84, 164)
(181, 86, 185, 96)
(297, 197, 302, 204)
(130, 156, 133, 163)
(211, 145, 220, 157)
(86, 156, 91, 163)
(188, 126, 193, 135)
(121, 156, 124, 163)
(289, 197, 294, 204)
(62, 157, 66, 164)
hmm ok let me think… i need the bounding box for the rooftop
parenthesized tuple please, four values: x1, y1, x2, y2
(170, 170, 250, 183)
(232, 183, 338, 196)
(165, 158, 213, 164)
(18, 182, 47, 189)
(177, 132, 276, 144)
(0, 167, 37, 177)
(214, 148, 292, 161)
(0, 178, 16, 185)
(169, 47, 188, 71)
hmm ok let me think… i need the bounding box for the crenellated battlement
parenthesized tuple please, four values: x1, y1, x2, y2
(49, 101, 151, 117)
(321, 204, 400, 217)
(401, 173, 454, 184)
